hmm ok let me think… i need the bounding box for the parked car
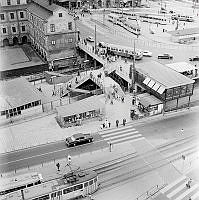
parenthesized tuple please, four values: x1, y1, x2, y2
(66, 133, 94, 147)
(86, 36, 94, 42)
(189, 56, 199, 61)
(158, 53, 173, 59)
(143, 50, 152, 57)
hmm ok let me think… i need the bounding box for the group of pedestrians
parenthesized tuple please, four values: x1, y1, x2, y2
(100, 118, 126, 129)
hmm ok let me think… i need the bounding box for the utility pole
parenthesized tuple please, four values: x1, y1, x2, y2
(130, 40, 136, 94)
(94, 24, 97, 54)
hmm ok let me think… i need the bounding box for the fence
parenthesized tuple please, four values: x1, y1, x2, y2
(42, 88, 103, 112)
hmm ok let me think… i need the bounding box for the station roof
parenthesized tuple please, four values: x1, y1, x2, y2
(56, 95, 104, 117)
(137, 93, 163, 107)
(0, 77, 45, 110)
(168, 27, 199, 37)
(136, 61, 194, 93)
(166, 62, 197, 73)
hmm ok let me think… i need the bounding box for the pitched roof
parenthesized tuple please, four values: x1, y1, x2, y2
(136, 61, 194, 89)
(32, 0, 60, 12)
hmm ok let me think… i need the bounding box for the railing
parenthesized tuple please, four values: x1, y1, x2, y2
(135, 184, 167, 200)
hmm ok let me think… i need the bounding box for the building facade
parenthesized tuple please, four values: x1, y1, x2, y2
(0, 0, 78, 66)
(0, 0, 29, 46)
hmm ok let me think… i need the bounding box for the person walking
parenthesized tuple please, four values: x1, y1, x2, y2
(116, 120, 119, 128)
(123, 118, 126, 126)
(108, 121, 111, 128)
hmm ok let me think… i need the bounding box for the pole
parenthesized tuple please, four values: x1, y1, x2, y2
(94, 25, 97, 54)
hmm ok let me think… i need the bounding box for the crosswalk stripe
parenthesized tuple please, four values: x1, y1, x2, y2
(113, 137, 145, 145)
(192, 190, 199, 200)
(100, 128, 137, 137)
(100, 126, 136, 136)
(161, 176, 187, 193)
(175, 184, 199, 200)
(110, 135, 144, 143)
(167, 181, 187, 198)
(102, 131, 139, 139)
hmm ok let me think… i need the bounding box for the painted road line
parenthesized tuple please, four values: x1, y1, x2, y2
(175, 184, 199, 200)
(113, 137, 145, 145)
(111, 135, 144, 144)
(161, 176, 187, 193)
(100, 127, 136, 136)
(102, 131, 139, 139)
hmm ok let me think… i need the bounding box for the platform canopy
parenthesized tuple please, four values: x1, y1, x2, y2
(166, 62, 197, 73)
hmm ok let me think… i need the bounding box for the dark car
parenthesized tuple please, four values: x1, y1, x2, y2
(189, 56, 199, 61)
(66, 133, 94, 147)
(158, 53, 173, 59)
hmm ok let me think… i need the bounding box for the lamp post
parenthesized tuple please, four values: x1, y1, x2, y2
(94, 25, 97, 54)
(51, 75, 56, 92)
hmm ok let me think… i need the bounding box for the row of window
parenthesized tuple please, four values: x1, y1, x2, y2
(0, 100, 41, 116)
(50, 22, 72, 32)
(51, 38, 73, 45)
(0, 11, 25, 21)
(1, 25, 26, 34)
(6, 0, 21, 5)
(32, 178, 97, 200)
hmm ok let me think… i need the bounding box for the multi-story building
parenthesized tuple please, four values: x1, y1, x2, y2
(0, 0, 78, 68)
(0, 0, 28, 46)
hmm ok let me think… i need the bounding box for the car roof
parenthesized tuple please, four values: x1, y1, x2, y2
(72, 133, 84, 139)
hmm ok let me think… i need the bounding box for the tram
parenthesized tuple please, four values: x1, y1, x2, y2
(139, 14, 168, 25)
(0, 172, 43, 196)
(0, 170, 99, 200)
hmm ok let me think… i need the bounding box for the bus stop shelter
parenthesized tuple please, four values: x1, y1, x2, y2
(56, 95, 105, 127)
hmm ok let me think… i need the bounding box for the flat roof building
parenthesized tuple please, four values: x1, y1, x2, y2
(135, 61, 195, 112)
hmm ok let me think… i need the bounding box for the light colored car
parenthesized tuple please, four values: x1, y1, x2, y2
(143, 50, 152, 57)
(158, 53, 173, 59)
(86, 36, 94, 42)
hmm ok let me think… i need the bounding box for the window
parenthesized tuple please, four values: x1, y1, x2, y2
(59, 13, 62, 17)
(21, 25, 25, 32)
(68, 22, 72, 30)
(10, 13, 14, 19)
(2, 28, 6, 33)
(68, 38, 73, 43)
(89, 180, 93, 185)
(66, 187, 73, 193)
(12, 27, 16, 32)
(17, 0, 20, 4)
(50, 24, 55, 32)
(0, 14, 5, 20)
(20, 12, 24, 18)
(51, 193, 56, 198)
(51, 40, 56, 45)
(7, 0, 11, 5)
(74, 184, 83, 191)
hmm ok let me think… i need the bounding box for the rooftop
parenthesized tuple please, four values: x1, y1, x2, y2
(136, 61, 194, 89)
(0, 77, 46, 110)
(32, 0, 60, 12)
(137, 93, 163, 107)
(166, 62, 197, 73)
(56, 95, 104, 117)
(168, 27, 199, 37)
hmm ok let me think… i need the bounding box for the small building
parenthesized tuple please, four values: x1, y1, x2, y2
(135, 61, 195, 112)
(0, 77, 46, 123)
(166, 62, 198, 80)
(136, 93, 163, 116)
(56, 95, 105, 127)
(168, 27, 199, 43)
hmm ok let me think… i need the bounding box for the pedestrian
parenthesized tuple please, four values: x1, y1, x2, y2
(56, 162, 60, 171)
(103, 123, 105, 128)
(116, 120, 119, 128)
(123, 118, 126, 126)
(109, 142, 112, 152)
(132, 97, 135, 105)
(108, 121, 111, 128)
(110, 99, 113, 104)
(52, 90, 55, 96)
(121, 96, 124, 103)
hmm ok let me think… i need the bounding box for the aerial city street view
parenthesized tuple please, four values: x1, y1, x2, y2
(0, 0, 199, 199)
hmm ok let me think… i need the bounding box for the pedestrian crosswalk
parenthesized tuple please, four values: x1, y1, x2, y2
(99, 125, 145, 145)
(156, 176, 199, 200)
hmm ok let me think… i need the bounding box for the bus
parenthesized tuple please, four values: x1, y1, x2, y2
(0, 170, 99, 200)
(0, 172, 43, 196)
(99, 43, 143, 60)
(171, 14, 194, 22)
(139, 14, 168, 25)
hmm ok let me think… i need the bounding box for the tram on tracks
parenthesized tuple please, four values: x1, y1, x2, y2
(0, 172, 43, 196)
(0, 170, 98, 200)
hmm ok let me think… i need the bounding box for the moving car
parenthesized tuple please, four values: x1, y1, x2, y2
(143, 50, 152, 57)
(158, 53, 173, 59)
(66, 133, 94, 147)
(189, 56, 199, 61)
(86, 36, 94, 42)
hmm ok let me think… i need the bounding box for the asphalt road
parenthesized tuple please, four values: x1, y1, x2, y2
(0, 108, 199, 173)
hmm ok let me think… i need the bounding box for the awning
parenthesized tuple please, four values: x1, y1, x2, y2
(143, 77, 151, 85)
(157, 86, 165, 94)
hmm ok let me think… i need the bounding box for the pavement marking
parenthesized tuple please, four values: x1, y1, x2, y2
(167, 182, 186, 198)
(100, 128, 137, 137)
(111, 135, 144, 144)
(175, 184, 199, 200)
(102, 131, 139, 139)
(100, 126, 136, 136)
(161, 176, 187, 193)
(192, 190, 199, 200)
